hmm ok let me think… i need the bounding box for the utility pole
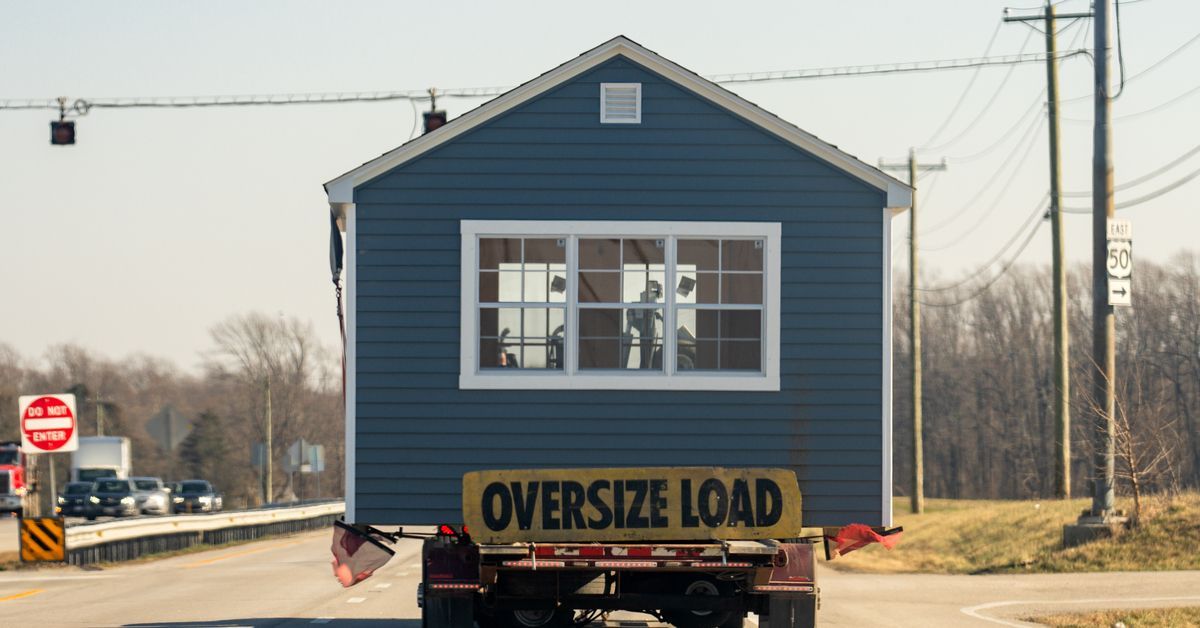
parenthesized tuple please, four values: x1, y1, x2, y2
(264, 372, 274, 505)
(881, 149, 946, 514)
(1004, 1, 1092, 500)
(1090, 0, 1117, 519)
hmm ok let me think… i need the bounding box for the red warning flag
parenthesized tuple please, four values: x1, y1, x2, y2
(331, 520, 396, 587)
(829, 524, 903, 557)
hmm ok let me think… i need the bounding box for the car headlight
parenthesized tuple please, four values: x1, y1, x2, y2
(173, 496, 184, 503)
(89, 496, 100, 504)
(198, 495, 212, 503)
(121, 496, 135, 505)
(57, 496, 66, 504)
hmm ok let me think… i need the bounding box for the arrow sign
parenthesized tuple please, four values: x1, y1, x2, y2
(1108, 278, 1132, 307)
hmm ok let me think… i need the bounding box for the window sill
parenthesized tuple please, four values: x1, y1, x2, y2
(458, 372, 780, 391)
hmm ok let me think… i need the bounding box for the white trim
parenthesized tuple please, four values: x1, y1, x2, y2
(887, 181, 913, 213)
(323, 36, 909, 204)
(600, 82, 642, 124)
(881, 206, 894, 527)
(459, 220, 781, 392)
(344, 204, 357, 523)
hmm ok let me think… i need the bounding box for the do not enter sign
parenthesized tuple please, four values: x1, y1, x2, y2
(19, 394, 79, 454)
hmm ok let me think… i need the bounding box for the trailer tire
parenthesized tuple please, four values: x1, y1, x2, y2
(508, 608, 573, 628)
(661, 578, 735, 628)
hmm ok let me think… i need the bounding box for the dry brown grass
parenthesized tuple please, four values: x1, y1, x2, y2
(1030, 606, 1200, 627)
(826, 492, 1200, 574)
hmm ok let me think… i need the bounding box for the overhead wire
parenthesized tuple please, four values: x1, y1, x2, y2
(944, 87, 1046, 164)
(921, 27, 1037, 153)
(918, 21, 1004, 149)
(1062, 163, 1200, 212)
(920, 110, 1046, 236)
(919, 217, 1045, 307)
(1061, 26, 1200, 105)
(1062, 80, 1200, 122)
(919, 194, 1048, 292)
(1062, 141, 1200, 196)
(0, 50, 1095, 113)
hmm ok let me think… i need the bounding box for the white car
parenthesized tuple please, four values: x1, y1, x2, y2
(130, 477, 171, 515)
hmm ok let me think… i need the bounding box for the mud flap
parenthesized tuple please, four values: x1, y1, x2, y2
(422, 593, 474, 628)
(761, 593, 817, 628)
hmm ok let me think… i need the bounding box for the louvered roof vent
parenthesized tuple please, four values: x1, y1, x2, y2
(600, 83, 641, 124)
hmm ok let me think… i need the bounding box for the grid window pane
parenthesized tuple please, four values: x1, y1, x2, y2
(722, 240, 764, 271)
(675, 309, 761, 372)
(497, 271, 523, 302)
(623, 239, 665, 265)
(525, 238, 566, 264)
(720, 310, 761, 339)
(479, 238, 521, 270)
(480, 306, 565, 370)
(479, 271, 499, 303)
(580, 238, 620, 269)
(678, 239, 719, 271)
(721, 273, 763, 304)
(720, 341, 761, 370)
(579, 307, 663, 370)
(579, 271, 620, 303)
(623, 270, 665, 303)
(676, 271, 718, 304)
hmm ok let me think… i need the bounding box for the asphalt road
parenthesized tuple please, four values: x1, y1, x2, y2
(0, 529, 1198, 627)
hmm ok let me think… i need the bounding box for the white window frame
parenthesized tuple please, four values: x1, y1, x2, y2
(460, 220, 781, 391)
(599, 83, 642, 124)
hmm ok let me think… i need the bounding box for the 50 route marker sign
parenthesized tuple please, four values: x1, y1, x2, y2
(1107, 219, 1132, 308)
(19, 394, 79, 454)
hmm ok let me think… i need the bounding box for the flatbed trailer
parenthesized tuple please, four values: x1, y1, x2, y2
(421, 529, 818, 628)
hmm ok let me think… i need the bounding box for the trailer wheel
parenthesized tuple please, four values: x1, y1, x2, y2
(509, 608, 573, 628)
(662, 579, 735, 628)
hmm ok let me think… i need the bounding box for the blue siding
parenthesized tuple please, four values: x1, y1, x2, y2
(352, 56, 887, 527)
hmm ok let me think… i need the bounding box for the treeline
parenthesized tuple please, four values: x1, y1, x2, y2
(0, 313, 343, 508)
(894, 253, 1200, 501)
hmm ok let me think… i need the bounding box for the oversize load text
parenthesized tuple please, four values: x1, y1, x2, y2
(480, 477, 785, 532)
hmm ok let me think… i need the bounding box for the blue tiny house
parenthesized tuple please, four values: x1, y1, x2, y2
(326, 37, 910, 529)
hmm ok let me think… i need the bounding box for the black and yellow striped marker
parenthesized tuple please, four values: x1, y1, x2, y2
(20, 517, 65, 563)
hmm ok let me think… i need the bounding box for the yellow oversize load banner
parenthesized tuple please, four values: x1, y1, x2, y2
(463, 467, 802, 544)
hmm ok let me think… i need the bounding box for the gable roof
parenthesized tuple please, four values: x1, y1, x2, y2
(325, 36, 912, 212)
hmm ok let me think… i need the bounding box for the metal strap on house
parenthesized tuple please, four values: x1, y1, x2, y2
(20, 516, 66, 562)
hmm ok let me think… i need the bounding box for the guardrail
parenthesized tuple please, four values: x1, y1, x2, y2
(65, 500, 344, 565)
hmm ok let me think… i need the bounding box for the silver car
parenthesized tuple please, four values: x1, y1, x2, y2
(130, 477, 170, 515)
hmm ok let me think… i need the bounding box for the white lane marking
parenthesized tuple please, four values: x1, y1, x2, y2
(398, 571, 410, 577)
(347, 597, 367, 604)
(409, 562, 421, 568)
(372, 582, 392, 589)
(311, 619, 334, 625)
(960, 595, 1200, 626)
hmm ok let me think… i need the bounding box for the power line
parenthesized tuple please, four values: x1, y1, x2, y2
(944, 88, 1046, 163)
(920, 196, 1048, 292)
(1062, 80, 1200, 122)
(918, 22, 1005, 149)
(1062, 141, 1200, 196)
(708, 50, 1089, 83)
(1061, 26, 1200, 104)
(1062, 163, 1200, 212)
(921, 27, 1037, 152)
(0, 50, 1094, 113)
(921, 111, 1045, 236)
(919, 217, 1045, 307)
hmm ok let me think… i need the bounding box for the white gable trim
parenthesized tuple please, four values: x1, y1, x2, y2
(324, 36, 911, 209)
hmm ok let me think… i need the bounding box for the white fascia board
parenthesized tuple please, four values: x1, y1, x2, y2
(322, 36, 908, 201)
(887, 181, 913, 215)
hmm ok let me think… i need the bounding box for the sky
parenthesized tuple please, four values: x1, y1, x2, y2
(2, 0, 1198, 371)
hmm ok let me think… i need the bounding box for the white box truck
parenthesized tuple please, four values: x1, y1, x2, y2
(71, 436, 132, 483)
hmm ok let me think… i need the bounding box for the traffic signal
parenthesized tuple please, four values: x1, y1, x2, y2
(423, 110, 447, 134)
(50, 121, 75, 145)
